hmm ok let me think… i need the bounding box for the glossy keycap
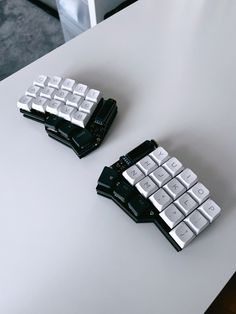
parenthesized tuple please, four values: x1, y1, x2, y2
(32, 97, 48, 113)
(160, 204, 184, 229)
(33, 74, 49, 87)
(198, 199, 221, 222)
(189, 182, 210, 204)
(48, 76, 62, 89)
(40, 86, 56, 99)
(54, 89, 70, 102)
(71, 111, 90, 127)
(149, 146, 169, 165)
(174, 193, 198, 215)
(17, 95, 33, 111)
(149, 166, 171, 187)
(86, 89, 102, 103)
(177, 168, 198, 189)
(79, 100, 97, 115)
(73, 83, 89, 97)
(61, 78, 76, 92)
(137, 155, 158, 175)
(46, 99, 63, 115)
(122, 165, 145, 186)
(163, 157, 184, 177)
(163, 178, 186, 200)
(136, 177, 158, 198)
(169, 222, 195, 249)
(149, 188, 172, 212)
(58, 105, 76, 121)
(26, 85, 41, 98)
(184, 210, 209, 235)
(66, 94, 83, 108)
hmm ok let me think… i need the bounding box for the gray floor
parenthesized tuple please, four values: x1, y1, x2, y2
(0, 0, 64, 81)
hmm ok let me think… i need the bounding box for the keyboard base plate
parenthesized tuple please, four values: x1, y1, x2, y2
(20, 109, 45, 124)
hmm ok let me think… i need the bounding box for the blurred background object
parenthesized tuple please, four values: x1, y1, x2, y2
(0, 0, 64, 81)
(57, 0, 91, 41)
(0, 0, 138, 81)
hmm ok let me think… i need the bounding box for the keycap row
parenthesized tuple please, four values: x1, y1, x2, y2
(33, 74, 102, 101)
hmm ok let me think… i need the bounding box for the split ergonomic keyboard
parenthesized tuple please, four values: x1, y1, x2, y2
(17, 75, 117, 158)
(96, 140, 222, 251)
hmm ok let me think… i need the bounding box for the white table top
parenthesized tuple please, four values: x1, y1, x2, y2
(0, 0, 236, 313)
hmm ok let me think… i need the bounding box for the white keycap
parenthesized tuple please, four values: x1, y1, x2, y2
(189, 182, 210, 204)
(122, 165, 145, 186)
(177, 168, 198, 189)
(32, 97, 48, 113)
(48, 76, 63, 89)
(164, 178, 186, 200)
(136, 177, 158, 198)
(86, 89, 102, 103)
(136, 156, 158, 175)
(33, 74, 49, 87)
(169, 222, 195, 249)
(71, 111, 90, 128)
(17, 95, 33, 111)
(160, 204, 184, 229)
(73, 83, 89, 97)
(149, 166, 171, 187)
(58, 105, 76, 121)
(198, 199, 221, 223)
(174, 193, 198, 215)
(163, 157, 184, 177)
(61, 78, 76, 92)
(46, 100, 63, 115)
(79, 100, 97, 115)
(40, 87, 56, 99)
(185, 210, 209, 235)
(26, 85, 41, 98)
(149, 147, 169, 165)
(54, 90, 70, 102)
(66, 94, 83, 108)
(149, 188, 172, 212)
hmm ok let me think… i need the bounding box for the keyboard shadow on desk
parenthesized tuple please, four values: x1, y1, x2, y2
(160, 131, 236, 217)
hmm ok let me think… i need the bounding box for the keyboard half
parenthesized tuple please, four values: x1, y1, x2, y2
(96, 140, 221, 251)
(17, 75, 118, 158)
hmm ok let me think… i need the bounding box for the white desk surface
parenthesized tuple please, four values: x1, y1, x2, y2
(0, 0, 236, 313)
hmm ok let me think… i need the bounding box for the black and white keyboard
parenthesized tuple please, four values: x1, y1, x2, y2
(17, 75, 118, 158)
(96, 140, 221, 251)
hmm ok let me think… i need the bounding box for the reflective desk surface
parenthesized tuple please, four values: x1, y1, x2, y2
(0, 0, 235, 313)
